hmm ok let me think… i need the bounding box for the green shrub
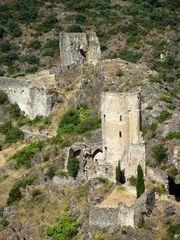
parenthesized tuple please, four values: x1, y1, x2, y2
(45, 165, 58, 180)
(7, 20, 22, 37)
(67, 24, 82, 33)
(163, 223, 180, 240)
(47, 206, 80, 240)
(0, 217, 9, 228)
(58, 109, 80, 135)
(16, 0, 38, 23)
(5, 127, 24, 144)
(37, 14, 58, 33)
(25, 66, 38, 74)
(115, 68, 123, 77)
(166, 166, 178, 178)
(28, 39, 41, 50)
(11, 141, 43, 169)
(20, 55, 39, 65)
(0, 90, 8, 104)
(151, 144, 168, 166)
(156, 110, 172, 123)
(67, 157, 79, 178)
(7, 176, 35, 205)
(154, 183, 167, 194)
(0, 51, 19, 66)
(0, 27, 5, 38)
(129, 176, 137, 186)
(108, 48, 143, 63)
(32, 188, 43, 198)
(0, 122, 12, 134)
(76, 118, 100, 134)
(116, 162, 121, 183)
(165, 131, 180, 140)
(136, 164, 145, 198)
(9, 103, 22, 117)
(43, 39, 59, 56)
(7, 183, 22, 205)
(57, 107, 100, 137)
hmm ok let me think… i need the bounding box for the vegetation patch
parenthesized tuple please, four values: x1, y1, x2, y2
(7, 176, 36, 205)
(136, 164, 145, 198)
(151, 144, 168, 166)
(47, 205, 80, 240)
(67, 157, 79, 178)
(11, 141, 43, 169)
(165, 131, 180, 140)
(156, 110, 172, 123)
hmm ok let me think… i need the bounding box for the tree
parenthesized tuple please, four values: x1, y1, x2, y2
(151, 144, 168, 166)
(0, 90, 8, 104)
(47, 206, 80, 240)
(67, 157, 79, 178)
(136, 164, 145, 198)
(116, 162, 121, 183)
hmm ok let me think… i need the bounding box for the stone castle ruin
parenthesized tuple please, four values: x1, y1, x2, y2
(59, 32, 101, 67)
(65, 91, 154, 229)
(0, 70, 57, 119)
(0, 32, 101, 119)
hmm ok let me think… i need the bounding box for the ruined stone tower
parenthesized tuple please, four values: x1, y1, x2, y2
(100, 92, 145, 182)
(59, 32, 101, 67)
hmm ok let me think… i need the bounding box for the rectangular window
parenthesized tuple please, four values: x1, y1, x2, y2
(119, 131, 122, 137)
(120, 115, 122, 121)
(104, 114, 106, 121)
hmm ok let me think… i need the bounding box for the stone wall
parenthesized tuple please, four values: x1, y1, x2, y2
(0, 71, 56, 119)
(59, 32, 101, 67)
(89, 189, 155, 230)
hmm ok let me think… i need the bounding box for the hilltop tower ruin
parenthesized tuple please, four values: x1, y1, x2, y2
(59, 32, 101, 67)
(100, 92, 145, 182)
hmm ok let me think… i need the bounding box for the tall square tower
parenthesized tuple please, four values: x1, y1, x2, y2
(101, 92, 145, 182)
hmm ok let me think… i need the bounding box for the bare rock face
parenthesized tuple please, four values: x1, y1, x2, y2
(59, 32, 101, 67)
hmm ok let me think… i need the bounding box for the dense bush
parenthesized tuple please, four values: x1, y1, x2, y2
(11, 141, 43, 169)
(9, 103, 22, 117)
(115, 68, 123, 77)
(57, 107, 100, 137)
(47, 206, 80, 240)
(0, 90, 8, 104)
(108, 49, 143, 63)
(45, 165, 58, 180)
(0, 121, 24, 144)
(20, 55, 39, 65)
(0, 27, 5, 38)
(156, 110, 172, 123)
(7, 20, 22, 37)
(67, 24, 82, 33)
(28, 39, 41, 50)
(163, 222, 180, 240)
(37, 14, 58, 33)
(165, 131, 180, 140)
(151, 144, 168, 165)
(7, 176, 35, 205)
(43, 39, 59, 57)
(5, 127, 24, 144)
(136, 164, 145, 198)
(67, 157, 79, 178)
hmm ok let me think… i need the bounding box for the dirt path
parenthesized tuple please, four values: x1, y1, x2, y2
(98, 185, 136, 208)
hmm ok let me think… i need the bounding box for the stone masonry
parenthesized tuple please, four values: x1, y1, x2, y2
(59, 32, 101, 67)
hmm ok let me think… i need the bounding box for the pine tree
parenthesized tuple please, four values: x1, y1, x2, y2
(116, 162, 121, 183)
(136, 164, 145, 198)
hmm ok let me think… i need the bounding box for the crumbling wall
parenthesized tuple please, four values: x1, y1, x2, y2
(89, 203, 135, 229)
(121, 143, 146, 180)
(59, 32, 101, 67)
(89, 189, 155, 229)
(0, 76, 54, 119)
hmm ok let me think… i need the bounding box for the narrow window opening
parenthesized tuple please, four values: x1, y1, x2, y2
(120, 115, 122, 121)
(104, 114, 106, 121)
(104, 147, 107, 150)
(119, 132, 122, 137)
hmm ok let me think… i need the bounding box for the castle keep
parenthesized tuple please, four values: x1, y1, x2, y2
(100, 92, 145, 182)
